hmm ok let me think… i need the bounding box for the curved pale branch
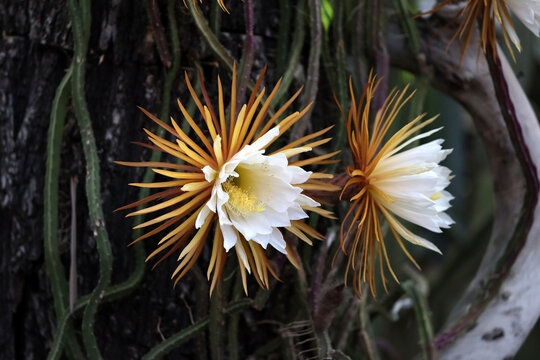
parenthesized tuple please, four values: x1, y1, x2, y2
(389, 5, 540, 358)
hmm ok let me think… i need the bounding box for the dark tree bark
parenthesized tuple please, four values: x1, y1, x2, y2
(1, 1, 210, 358)
(1, 0, 296, 358)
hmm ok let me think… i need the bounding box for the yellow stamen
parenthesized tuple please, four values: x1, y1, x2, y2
(222, 177, 264, 216)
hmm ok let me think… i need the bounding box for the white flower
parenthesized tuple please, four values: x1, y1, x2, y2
(118, 64, 337, 293)
(371, 132, 454, 252)
(196, 126, 319, 256)
(339, 73, 454, 296)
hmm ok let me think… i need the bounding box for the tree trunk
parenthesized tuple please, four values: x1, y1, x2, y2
(1, 1, 211, 358)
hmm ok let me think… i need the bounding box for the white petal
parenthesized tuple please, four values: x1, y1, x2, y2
(253, 228, 287, 254)
(249, 126, 280, 151)
(202, 165, 218, 182)
(371, 130, 454, 235)
(387, 127, 442, 157)
(234, 239, 251, 272)
(383, 210, 442, 254)
(195, 206, 211, 229)
(506, 0, 540, 36)
(286, 202, 310, 221)
(296, 193, 320, 208)
(222, 224, 240, 251)
(228, 210, 273, 240)
(206, 128, 322, 254)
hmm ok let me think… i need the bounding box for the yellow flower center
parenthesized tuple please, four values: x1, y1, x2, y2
(222, 176, 265, 216)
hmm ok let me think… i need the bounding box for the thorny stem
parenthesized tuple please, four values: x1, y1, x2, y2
(52, 0, 185, 358)
(46, 5, 184, 350)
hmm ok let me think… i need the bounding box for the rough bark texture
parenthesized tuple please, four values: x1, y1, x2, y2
(1, 1, 302, 358)
(1, 1, 207, 358)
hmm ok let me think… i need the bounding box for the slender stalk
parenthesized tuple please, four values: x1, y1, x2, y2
(69, 176, 78, 311)
(359, 286, 380, 360)
(188, 0, 234, 72)
(322, 0, 347, 173)
(236, 0, 255, 108)
(44, 65, 85, 360)
(276, 0, 291, 77)
(209, 0, 222, 34)
(290, 0, 322, 141)
(402, 281, 436, 359)
(142, 299, 252, 360)
(227, 277, 244, 360)
(67, 0, 113, 357)
(144, 0, 172, 68)
(209, 289, 225, 360)
(274, 0, 306, 105)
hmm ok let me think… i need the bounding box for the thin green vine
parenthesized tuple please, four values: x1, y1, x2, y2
(274, 0, 306, 105)
(67, 0, 113, 357)
(290, 0, 322, 141)
(44, 65, 86, 360)
(188, 0, 234, 72)
(142, 299, 252, 360)
(402, 281, 436, 359)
